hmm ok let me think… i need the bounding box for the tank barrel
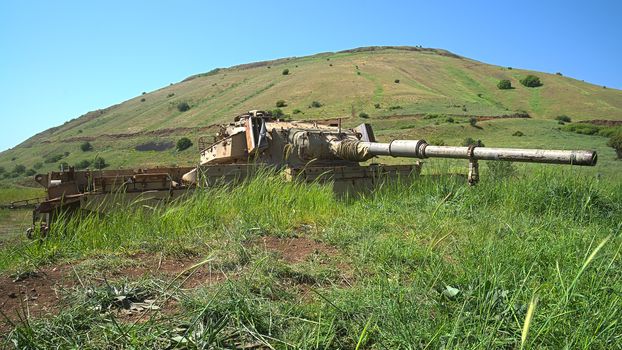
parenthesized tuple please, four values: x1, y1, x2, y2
(362, 140, 597, 166)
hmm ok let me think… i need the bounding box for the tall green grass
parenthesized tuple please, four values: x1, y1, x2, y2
(2, 169, 621, 349)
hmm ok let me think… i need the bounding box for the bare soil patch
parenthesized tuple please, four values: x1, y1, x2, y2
(256, 236, 339, 264)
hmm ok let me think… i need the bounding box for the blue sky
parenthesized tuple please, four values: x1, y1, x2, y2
(1, 0, 621, 151)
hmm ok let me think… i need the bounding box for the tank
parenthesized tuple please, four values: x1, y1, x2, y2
(27, 110, 597, 237)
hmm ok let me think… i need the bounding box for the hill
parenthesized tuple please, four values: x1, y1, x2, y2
(1, 46, 621, 179)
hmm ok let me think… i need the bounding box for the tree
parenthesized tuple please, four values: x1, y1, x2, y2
(93, 157, 107, 169)
(176, 137, 193, 151)
(282, 69, 289, 75)
(520, 75, 543, 87)
(81, 141, 93, 152)
(607, 133, 622, 160)
(497, 79, 512, 90)
(276, 100, 287, 108)
(177, 102, 191, 112)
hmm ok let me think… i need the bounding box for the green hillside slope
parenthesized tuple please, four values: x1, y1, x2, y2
(1, 46, 621, 179)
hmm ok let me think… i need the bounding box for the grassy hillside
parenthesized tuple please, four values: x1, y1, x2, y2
(1, 46, 621, 180)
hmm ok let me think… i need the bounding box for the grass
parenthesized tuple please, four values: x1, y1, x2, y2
(1, 168, 621, 348)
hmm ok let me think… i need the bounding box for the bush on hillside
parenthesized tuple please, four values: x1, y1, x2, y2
(177, 102, 191, 112)
(44, 154, 64, 163)
(33, 162, 42, 169)
(469, 117, 478, 127)
(359, 112, 369, 119)
(81, 141, 93, 152)
(512, 131, 525, 137)
(93, 157, 107, 169)
(374, 103, 381, 109)
(462, 138, 485, 147)
(276, 100, 287, 108)
(0, 166, 4, 174)
(607, 133, 622, 160)
(176, 137, 193, 152)
(282, 69, 289, 75)
(25, 169, 37, 176)
(75, 160, 92, 169)
(292, 109, 302, 114)
(497, 79, 512, 90)
(13, 164, 26, 174)
(394, 79, 400, 83)
(310, 101, 322, 108)
(520, 75, 543, 87)
(272, 109, 284, 118)
(555, 115, 571, 123)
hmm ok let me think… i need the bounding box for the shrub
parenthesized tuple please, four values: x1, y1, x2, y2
(292, 109, 302, 114)
(167, 93, 175, 98)
(44, 154, 64, 163)
(394, 79, 400, 83)
(446, 117, 455, 123)
(310, 101, 322, 108)
(75, 160, 92, 169)
(272, 109, 284, 118)
(81, 141, 93, 152)
(374, 103, 381, 109)
(555, 115, 571, 123)
(282, 69, 289, 75)
(497, 79, 512, 90)
(93, 157, 107, 169)
(359, 112, 369, 119)
(176, 137, 193, 152)
(512, 131, 524, 137)
(25, 169, 37, 176)
(388, 105, 402, 110)
(607, 133, 622, 159)
(562, 124, 600, 135)
(469, 117, 477, 127)
(33, 162, 42, 169)
(556, 72, 563, 76)
(13, 164, 26, 174)
(177, 102, 191, 112)
(520, 75, 543, 87)
(276, 100, 287, 108)
(462, 138, 485, 147)
(140, 98, 146, 102)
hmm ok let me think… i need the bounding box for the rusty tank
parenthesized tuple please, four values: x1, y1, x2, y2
(27, 110, 597, 237)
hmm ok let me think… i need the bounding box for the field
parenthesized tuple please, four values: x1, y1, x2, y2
(0, 166, 620, 348)
(0, 46, 621, 348)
